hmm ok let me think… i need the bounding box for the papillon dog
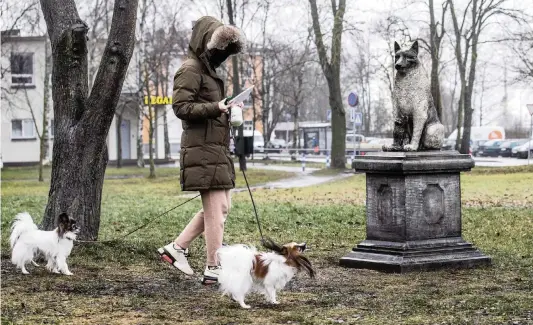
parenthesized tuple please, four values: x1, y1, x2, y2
(216, 238, 315, 309)
(10, 212, 79, 275)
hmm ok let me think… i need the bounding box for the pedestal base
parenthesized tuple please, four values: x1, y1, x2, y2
(340, 237, 491, 273)
(340, 151, 492, 273)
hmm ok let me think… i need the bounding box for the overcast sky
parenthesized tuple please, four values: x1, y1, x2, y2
(3, 0, 533, 130)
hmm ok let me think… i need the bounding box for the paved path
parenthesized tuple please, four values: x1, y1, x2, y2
(249, 154, 532, 168)
(178, 163, 352, 198)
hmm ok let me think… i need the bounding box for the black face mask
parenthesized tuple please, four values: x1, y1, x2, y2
(208, 49, 231, 69)
(207, 43, 240, 69)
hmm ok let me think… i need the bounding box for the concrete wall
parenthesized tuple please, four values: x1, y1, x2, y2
(1, 37, 50, 164)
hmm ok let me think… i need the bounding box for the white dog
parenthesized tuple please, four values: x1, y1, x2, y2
(216, 238, 315, 309)
(10, 212, 79, 275)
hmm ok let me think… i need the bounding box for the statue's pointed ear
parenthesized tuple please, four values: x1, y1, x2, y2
(394, 41, 401, 53)
(410, 40, 419, 54)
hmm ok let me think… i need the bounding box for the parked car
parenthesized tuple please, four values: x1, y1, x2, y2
(441, 139, 456, 151)
(515, 140, 533, 159)
(500, 139, 528, 157)
(266, 139, 287, 153)
(253, 134, 265, 153)
(477, 140, 504, 157)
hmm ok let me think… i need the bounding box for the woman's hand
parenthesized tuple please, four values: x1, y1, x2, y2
(218, 99, 230, 113)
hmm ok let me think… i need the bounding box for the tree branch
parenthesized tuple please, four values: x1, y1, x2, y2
(308, 0, 332, 78)
(86, 0, 138, 131)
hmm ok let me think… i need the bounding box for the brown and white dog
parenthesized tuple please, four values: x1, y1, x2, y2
(216, 238, 315, 309)
(10, 212, 79, 275)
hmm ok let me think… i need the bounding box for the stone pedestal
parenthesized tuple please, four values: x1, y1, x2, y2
(339, 151, 491, 273)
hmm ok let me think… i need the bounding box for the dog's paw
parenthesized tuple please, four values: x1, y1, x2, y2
(63, 271, 73, 276)
(240, 304, 251, 309)
(22, 270, 30, 275)
(403, 144, 417, 151)
(271, 300, 280, 305)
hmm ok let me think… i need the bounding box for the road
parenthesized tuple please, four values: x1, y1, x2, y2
(249, 153, 532, 168)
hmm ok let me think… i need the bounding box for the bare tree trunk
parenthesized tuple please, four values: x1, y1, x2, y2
(116, 113, 123, 168)
(163, 109, 171, 159)
(148, 106, 156, 178)
(308, 0, 347, 169)
(136, 0, 148, 168)
(429, 0, 447, 120)
(40, 0, 138, 240)
(226, 0, 246, 171)
(39, 38, 52, 182)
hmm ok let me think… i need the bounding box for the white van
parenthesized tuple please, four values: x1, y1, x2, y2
(443, 126, 505, 151)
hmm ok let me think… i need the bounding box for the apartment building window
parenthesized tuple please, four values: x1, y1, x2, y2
(10, 52, 34, 86)
(11, 119, 35, 140)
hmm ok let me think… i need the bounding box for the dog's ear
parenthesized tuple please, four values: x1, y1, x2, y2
(57, 213, 69, 237)
(394, 41, 401, 53)
(410, 40, 419, 55)
(296, 242, 307, 253)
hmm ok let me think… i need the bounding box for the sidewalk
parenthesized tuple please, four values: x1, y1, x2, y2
(178, 163, 352, 198)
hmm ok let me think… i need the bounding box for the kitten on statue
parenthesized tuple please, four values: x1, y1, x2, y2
(383, 40, 445, 152)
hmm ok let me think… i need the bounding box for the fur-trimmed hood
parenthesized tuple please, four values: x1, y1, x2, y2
(189, 16, 246, 59)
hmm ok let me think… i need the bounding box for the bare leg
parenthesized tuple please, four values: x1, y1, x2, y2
(175, 209, 205, 249)
(203, 190, 230, 266)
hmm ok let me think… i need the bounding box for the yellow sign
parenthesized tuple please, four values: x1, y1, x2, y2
(144, 96, 172, 105)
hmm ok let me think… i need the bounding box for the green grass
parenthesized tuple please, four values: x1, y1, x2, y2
(1, 165, 294, 183)
(1, 166, 533, 324)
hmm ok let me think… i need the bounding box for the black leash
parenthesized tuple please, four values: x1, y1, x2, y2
(78, 106, 265, 245)
(76, 194, 200, 244)
(231, 128, 264, 241)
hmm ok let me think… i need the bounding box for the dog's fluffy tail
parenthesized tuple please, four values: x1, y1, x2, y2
(217, 244, 257, 298)
(10, 212, 37, 248)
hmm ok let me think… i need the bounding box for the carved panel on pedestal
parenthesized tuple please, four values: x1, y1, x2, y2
(377, 184, 394, 225)
(423, 184, 444, 224)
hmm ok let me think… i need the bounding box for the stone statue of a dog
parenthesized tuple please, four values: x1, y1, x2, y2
(383, 40, 445, 152)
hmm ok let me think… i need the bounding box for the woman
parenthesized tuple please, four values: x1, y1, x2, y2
(157, 16, 246, 285)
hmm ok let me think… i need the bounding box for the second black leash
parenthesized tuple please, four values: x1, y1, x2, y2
(232, 132, 264, 241)
(78, 123, 266, 245)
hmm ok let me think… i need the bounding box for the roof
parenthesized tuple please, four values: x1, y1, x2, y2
(274, 122, 331, 131)
(1, 35, 47, 43)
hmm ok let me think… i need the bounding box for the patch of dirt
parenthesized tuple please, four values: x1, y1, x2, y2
(2, 257, 532, 325)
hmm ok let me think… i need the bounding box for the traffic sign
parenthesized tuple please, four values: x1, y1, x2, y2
(354, 112, 363, 126)
(348, 92, 358, 107)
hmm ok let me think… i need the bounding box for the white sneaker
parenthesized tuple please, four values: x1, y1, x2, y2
(157, 243, 194, 275)
(202, 266, 221, 285)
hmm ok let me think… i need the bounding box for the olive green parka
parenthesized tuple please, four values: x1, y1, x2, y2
(173, 16, 245, 192)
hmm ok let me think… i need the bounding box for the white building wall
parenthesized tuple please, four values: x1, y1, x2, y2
(167, 56, 184, 158)
(1, 37, 50, 164)
(2, 36, 141, 165)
